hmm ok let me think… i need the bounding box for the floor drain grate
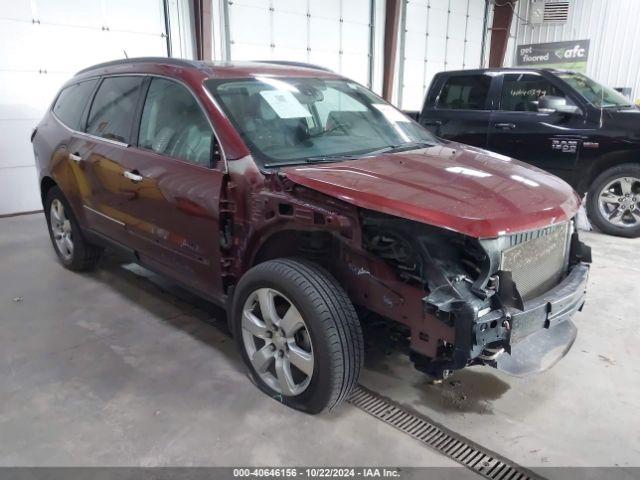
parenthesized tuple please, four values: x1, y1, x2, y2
(348, 386, 545, 480)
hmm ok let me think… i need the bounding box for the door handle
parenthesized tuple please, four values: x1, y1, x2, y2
(494, 123, 516, 130)
(423, 120, 442, 126)
(69, 152, 83, 162)
(123, 170, 143, 183)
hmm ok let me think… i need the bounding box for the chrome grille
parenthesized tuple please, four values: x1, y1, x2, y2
(501, 222, 570, 300)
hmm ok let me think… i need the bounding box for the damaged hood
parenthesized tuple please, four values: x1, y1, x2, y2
(282, 143, 580, 238)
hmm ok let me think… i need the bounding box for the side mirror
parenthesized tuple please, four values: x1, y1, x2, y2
(538, 95, 582, 116)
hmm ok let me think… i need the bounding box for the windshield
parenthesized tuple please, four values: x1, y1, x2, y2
(557, 72, 632, 108)
(206, 77, 437, 167)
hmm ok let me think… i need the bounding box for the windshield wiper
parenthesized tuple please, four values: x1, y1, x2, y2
(305, 153, 362, 162)
(264, 153, 357, 168)
(363, 140, 435, 156)
(263, 141, 435, 168)
(303, 141, 435, 162)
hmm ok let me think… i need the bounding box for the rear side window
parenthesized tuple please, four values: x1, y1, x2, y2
(500, 74, 569, 112)
(86, 76, 144, 143)
(138, 78, 214, 167)
(52, 79, 98, 130)
(437, 75, 491, 110)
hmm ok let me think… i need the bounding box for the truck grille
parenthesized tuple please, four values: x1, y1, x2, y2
(500, 222, 570, 300)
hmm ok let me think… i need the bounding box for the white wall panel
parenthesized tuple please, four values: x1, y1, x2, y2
(399, 0, 488, 110)
(343, 0, 370, 23)
(342, 22, 370, 56)
(2, 0, 32, 21)
(105, 0, 165, 33)
(309, 16, 340, 51)
(35, 0, 103, 28)
(227, 0, 374, 86)
(273, 0, 307, 15)
(309, 0, 340, 18)
(0, 21, 41, 72)
(229, 3, 271, 49)
(0, 0, 169, 215)
(0, 166, 40, 216)
(0, 120, 42, 169)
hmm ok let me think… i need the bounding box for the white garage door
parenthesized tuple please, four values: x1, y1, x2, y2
(399, 0, 487, 110)
(0, 0, 168, 215)
(226, 0, 373, 87)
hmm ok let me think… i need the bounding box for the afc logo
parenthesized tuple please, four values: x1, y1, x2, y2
(551, 139, 578, 153)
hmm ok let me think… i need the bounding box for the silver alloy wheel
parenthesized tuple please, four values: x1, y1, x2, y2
(50, 199, 74, 261)
(598, 176, 640, 228)
(241, 288, 314, 396)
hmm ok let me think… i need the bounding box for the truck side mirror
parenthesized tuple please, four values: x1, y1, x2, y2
(538, 95, 582, 116)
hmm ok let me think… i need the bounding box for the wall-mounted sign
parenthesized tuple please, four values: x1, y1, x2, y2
(516, 40, 590, 72)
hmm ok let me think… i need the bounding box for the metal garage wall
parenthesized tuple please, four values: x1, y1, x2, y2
(507, 0, 640, 100)
(0, 0, 170, 216)
(398, 0, 488, 110)
(223, 0, 375, 88)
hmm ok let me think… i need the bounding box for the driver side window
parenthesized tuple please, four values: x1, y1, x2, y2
(500, 74, 573, 112)
(138, 78, 215, 167)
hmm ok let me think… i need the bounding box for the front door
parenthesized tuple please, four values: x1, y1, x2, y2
(487, 73, 586, 185)
(115, 77, 225, 297)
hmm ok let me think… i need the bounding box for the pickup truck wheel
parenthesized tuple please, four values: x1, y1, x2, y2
(44, 186, 103, 270)
(587, 164, 640, 238)
(232, 259, 363, 414)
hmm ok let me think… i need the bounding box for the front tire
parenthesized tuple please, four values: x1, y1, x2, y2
(232, 259, 363, 414)
(586, 164, 640, 238)
(44, 186, 103, 271)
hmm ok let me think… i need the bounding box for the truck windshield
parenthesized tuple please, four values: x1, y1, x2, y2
(205, 77, 437, 167)
(557, 72, 632, 108)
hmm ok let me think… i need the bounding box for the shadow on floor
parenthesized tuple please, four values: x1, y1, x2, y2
(86, 252, 244, 373)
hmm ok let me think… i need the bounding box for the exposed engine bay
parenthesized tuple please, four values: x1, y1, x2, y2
(358, 210, 591, 379)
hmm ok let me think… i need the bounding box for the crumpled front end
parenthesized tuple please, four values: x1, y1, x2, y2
(358, 211, 591, 379)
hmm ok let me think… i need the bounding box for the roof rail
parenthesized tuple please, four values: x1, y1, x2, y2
(75, 57, 201, 75)
(254, 60, 334, 72)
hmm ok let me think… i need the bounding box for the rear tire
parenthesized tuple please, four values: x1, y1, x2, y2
(44, 186, 103, 271)
(586, 164, 640, 238)
(232, 258, 363, 414)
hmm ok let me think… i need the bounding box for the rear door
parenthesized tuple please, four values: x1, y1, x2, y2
(77, 75, 146, 246)
(117, 76, 225, 297)
(419, 72, 493, 148)
(48, 78, 99, 216)
(486, 72, 585, 184)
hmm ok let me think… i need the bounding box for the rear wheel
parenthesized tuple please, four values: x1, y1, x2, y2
(587, 164, 640, 238)
(232, 258, 363, 414)
(44, 186, 103, 270)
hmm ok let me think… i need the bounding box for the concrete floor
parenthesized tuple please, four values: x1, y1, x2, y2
(1, 213, 639, 470)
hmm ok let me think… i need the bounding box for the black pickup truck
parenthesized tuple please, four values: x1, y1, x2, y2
(414, 68, 640, 237)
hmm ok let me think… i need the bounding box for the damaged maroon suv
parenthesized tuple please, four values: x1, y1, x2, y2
(32, 58, 591, 413)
